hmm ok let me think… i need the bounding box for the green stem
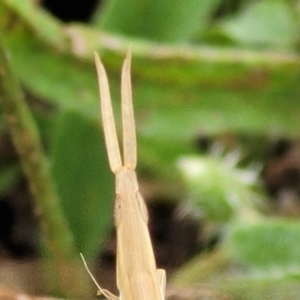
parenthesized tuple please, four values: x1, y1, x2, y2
(0, 39, 88, 297)
(2, 0, 300, 73)
(1, 0, 300, 143)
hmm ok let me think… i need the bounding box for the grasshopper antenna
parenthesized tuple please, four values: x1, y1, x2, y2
(80, 253, 118, 300)
(121, 49, 137, 170)
(95, 52, 122, 173)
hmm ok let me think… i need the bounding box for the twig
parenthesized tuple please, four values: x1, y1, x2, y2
(0, 39, 86, 296)
(2, 0, 300, 70)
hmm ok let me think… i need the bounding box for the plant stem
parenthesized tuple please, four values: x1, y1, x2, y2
(0, 39, 88, 297)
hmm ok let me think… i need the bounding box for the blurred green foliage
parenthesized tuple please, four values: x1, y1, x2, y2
(0, 0, 300, 298)
(227, 221, 300, 274)
(51, 111, 114, 259)
(177, 153, 260, 222)
(215, 1, 298, 49)
(94, 0, 221, 42)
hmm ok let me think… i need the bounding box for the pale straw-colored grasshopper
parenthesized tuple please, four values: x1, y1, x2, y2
(81, 49, 166, 300)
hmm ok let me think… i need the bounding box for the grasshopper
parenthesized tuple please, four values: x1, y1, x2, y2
(81, 49, 166, 300)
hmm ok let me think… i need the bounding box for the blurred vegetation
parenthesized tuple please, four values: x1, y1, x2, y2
(0, 0, 300, 298)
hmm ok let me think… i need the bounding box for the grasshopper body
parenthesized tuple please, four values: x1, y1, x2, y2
(84, 50, 166, 300)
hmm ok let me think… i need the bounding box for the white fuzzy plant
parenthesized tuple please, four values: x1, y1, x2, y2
(177, 146, 263, 224)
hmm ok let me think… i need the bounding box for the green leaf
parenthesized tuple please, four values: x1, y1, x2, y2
(95, 0, 221, 42)
(172, 222, 300, 298)
(1, 1, 300, 143)
(218, 1, 298, 49)
(226, 220, 300, 276)
(51, 111, 114, 259)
